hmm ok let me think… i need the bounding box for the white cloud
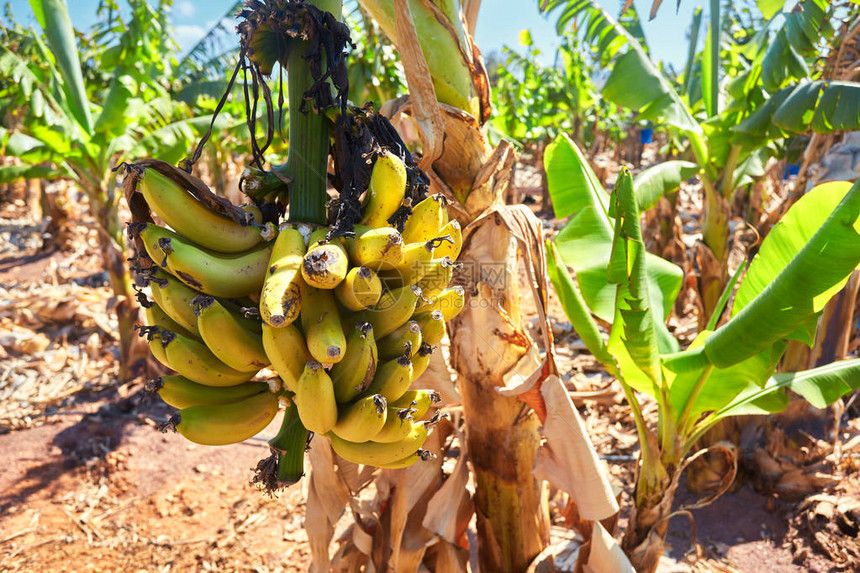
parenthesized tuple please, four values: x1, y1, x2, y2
(175, 1, 195, 18)
(173, 24, 206, 51)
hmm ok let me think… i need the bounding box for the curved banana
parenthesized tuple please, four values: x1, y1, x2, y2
(269, 405, 310, 485)
(410, 343, 434, 382)
(434, 220, 462, 261)
(330, 322, 377, 403)
(139, 168, 263, 253)
(328, 421, 428, 467)
(361, 152, 407, 228)
(262, 323, 310, 392)
(162, 330, 255, 387)
(170, 390, 279, 446)
(332, 394, 388, 443)
(365, 285, 422, 338)
(414, 256, 456, 300)
(147, 374, 268, 409)
(196, 296, 269, 372)
(334, 266, 382, 311)
(301, 229, 348, 289)
(377, 320, 421, 360)
(364, 353, 413, 402)
(415, 310, 446, 346)
(295, 361, 338, 434)
(402, 194, 445, 244)
(145, 328, 172, 369)
(301, 285, 347, 364)
(148, 272, 201, 337)
(139, 224, 272, 299)
(346, 226, 405, 271)
(260, 225, 305, 327)
(373, 406, 416, 443)
(377, 452, 423, 469)
(390, 388, 441, 419)
(378, 240, 435, 288)
(415, 285, 465, 321)
(144, 300, 196, 340)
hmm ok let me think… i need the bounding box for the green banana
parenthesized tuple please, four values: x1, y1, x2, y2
(301, 229, 349, 289)
(346, 226, 405, 271)
(330, 322, 377, 403)
(144, 299, 196, 340)
(268, 405, 310, 485)
(377, 320, 421, 360)
(402, 194, 445, 244)
(294, 361, 338, 434)
(414, 256, 456, 300)
(328, 421, 428, 466)
(169, 390, 279, 446)
(260, 225, 306, 327)
(434, 220, 462, 261)
(334, 266, 382, 311)
(301, 285, 347, 364)
(372, 406, 416, 443)
(195, 296, 269, 373)
(332, 394, 388, 443)
(361, 152, 407, 228)
(262, 323, 310, 392)
(162, 330, 255, 387)
(377, 240, 435, 288)
(139, 223, 272, 299)
(365, 285, 422, 338)
(363, 352, 413, 402)
(139, 168, 263, 253)
(147, 375, 268, 409)
(390, 388, 441, 419)
(410, 343, 434, 382)
(415, 310, 446, 346)
(415, 285, 465, 321)
(148, 272, 202, 337)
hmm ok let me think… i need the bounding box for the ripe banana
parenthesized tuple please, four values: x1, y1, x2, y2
(139, 167, 263, 253)
(294, 361, 338, 434)
(377, 452, 423, 469)
(269, 405, 310, 485)
(330, 322, 377, 403)
(328, 421, 428, 466)
(301, 229, 348, 289)
(365, 285, 422, 338)
(402, 194, 445, 244)
(169, 390, 279, 446)
(196, 296, 269, 372)
(390, 388, 441, 419)
(162, 330, 255, 387)
(377, 320, 421, 360)
(301, 285, 347, 364)
(334, 266, 382, 311)
(260, 224, 305, 327)
(364, 353, 413, 402)
(415, 285, 465, 321)
(147, 374, 268, 409)
(144, 299, 195, 340)
(373, 406, 416, 443)
(415, 310, 446, 346)
(149, 272, 202, 337)
(139, 223, 272, 299)
(346, 226, 405, 271)
(146, 328, 172, 369)
(378, 240, 435, 288)
(410, 343, 433, 382)
(361, 152, 407, 228)
(414, 256, 456, 300)
(262, 323, 310, 392)
(434, 220, 462, 261)
(332, 394, 388, 442)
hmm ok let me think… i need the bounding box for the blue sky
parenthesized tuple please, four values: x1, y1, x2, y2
(5, 0, 701, 69)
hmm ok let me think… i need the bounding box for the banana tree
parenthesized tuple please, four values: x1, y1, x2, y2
(546, 133, 860, 572)
(0, 0, 221, 379)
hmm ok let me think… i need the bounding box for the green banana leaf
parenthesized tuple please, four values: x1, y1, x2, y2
(681, 7, 703, 98)
(0, 164, 61, 184)
(760, 0, 831, 93)
(757, 0, 787, 19)
(632, 160, 699, 212)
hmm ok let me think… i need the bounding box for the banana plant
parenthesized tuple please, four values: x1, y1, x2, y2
(0, 0, 225, 379)
(545, 133, 860, 573)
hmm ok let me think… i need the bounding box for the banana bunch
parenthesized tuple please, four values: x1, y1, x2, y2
(134, 151, 463, 478)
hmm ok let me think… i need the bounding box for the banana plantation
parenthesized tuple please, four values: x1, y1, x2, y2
(2, 0, 860, 571)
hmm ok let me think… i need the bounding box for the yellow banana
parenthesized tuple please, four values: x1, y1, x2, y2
(162, 330, 255, 387)
(294, 361, 338, 434)
(415, 310, 446, 346)
(332, 394, 388, 443)
(378, 240, 435, 288)
(390, 388, 441, 419)
(434, 220, 462, 261)
(330, 322, 377, 403)
(372, 406, 416, 443)
(147, 374, 268, 409)
(334, 266, 382, 311)
(328, 421, 428, 467)
(169, 391, 279, 446)
(148, 272, 201, 337)
(269, 404, 310, 485)
(262, 323, 310, 392)
(402, 194, 445, 244)
(139, 168, 263, 253)
(301, 285, 347, 364)
(414, 256, 456, 300)
(346, 226, 405, 271)
(139, 224, 272, 299)
(363, 353, 413, 402)
(377, 452, 423, 469)
(415, 285, 465, 321)
(196, 296, 269, 372)
(410, 343, 433, 382)
(260, 224, 305, 327)
(145, 328, 172, 369)
(144, 299, 195, 340)
(301, 229, 348, 289)
(361, 151, 407, 228)
(365, 284, 422, 339)
(377, 320, 421, 360)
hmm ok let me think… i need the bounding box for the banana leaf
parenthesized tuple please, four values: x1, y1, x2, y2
(632, 160, 699, 212)
(760, 0, 831, 93)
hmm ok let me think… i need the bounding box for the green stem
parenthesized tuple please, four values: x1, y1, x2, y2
(676, 364, 714, 435)
(720, 143, 741, 198)
(709, 0, 720, 116)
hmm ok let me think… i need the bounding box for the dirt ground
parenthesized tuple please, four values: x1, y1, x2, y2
(1, 168, 858, 572)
